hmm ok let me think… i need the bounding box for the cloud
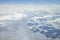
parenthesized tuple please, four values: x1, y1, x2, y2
(0, 4, 60, 40)
(0, 13, 27, 21)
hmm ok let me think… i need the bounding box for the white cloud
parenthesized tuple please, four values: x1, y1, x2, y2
(0, 13, 27, 21)
(0, 4, 60, 40)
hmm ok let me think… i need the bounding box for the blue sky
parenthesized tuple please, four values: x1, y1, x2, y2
(0, 0, 60, 5)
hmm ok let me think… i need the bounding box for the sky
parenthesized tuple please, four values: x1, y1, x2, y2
(0, 0, 60, 5)
(0, 0, 60, 20)
(0, 0, 60, 40)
